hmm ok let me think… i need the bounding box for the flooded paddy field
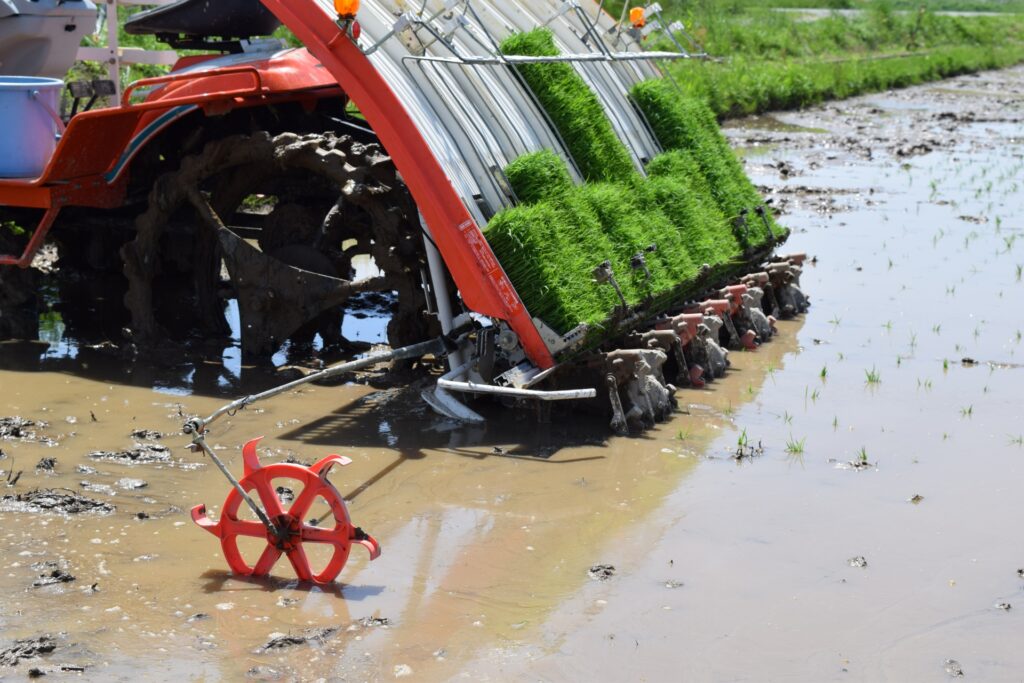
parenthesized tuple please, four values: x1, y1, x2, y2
(1, 65, 1023, 681)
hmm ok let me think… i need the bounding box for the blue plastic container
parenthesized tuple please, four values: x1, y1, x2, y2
(0, 76, 64, 178)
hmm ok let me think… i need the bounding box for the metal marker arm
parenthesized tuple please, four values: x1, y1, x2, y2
(181, 332, 472, 540)
(186, 427, 281, 539)
(191, 336, 449, 433)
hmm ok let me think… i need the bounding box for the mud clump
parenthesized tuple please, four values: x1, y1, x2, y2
(247, 666, 284, 680)
(130, 429, 163, 440)
(257, 626, 339, 653)
(285, 454, 312, 467)
(0, 635, 56, 666)
(35, 458, 57, 472)
(87, 444, 170, 465)
(588, 564, 616, 581)
(78, 481, 115, 496)
(944, 658, 965, 678)
(848, 556, 868, 568)
(32, 568, 76, 588)
(0, 417, 53, 445)
(1, 489, 115, 515)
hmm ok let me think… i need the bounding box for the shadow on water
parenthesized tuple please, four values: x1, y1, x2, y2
(0, 274, 397, 401)
(278, 386, 611, 456)
(199, 570, 385, 600)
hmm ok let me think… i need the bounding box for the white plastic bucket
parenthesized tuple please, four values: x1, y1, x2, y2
(0, 76, 65, 178)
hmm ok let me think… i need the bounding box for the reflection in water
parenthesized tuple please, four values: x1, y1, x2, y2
(3, 254, 393, 399)
(0, 294, 804, 681)
(4, 63, 1021, 683)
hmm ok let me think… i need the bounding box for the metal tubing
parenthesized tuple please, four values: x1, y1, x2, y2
(192, 337, 446, 431)
(191, 433, 281, 538)
(422, 225, 464, 369)
(438, 363, 596, 401)
(403, 51, 703, 66)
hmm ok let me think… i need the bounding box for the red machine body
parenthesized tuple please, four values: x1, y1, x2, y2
(0, 48, 342, 261)
(0, 19, 556, 367)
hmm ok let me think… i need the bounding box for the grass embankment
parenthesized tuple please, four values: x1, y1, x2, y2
(655, 2, 1024, 117)
(484, 30, 779, 336)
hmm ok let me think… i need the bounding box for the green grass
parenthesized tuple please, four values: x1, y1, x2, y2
(613, 1, 1024, 118)
(671, 44, 1024, 118)
(485, 29, 776, 338)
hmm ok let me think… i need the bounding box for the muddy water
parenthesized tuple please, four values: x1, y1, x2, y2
(2, 67, 1024, 681)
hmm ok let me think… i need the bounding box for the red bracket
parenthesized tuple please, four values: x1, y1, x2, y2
(0, 208, 60, 268)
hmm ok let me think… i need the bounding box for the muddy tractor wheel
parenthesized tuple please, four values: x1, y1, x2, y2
(0, 260, 39, 340)
(121, 131, 432, 359)
(0, 216, 42, 340)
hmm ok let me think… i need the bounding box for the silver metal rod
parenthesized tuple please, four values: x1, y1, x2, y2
(192, 337, 446, 431)
(402, 51, 704, 66)
(438, 364, 596, 401)
(191, 432, 281, 538)
(422, 224, 464, 369)
(363, 0, 466, 56)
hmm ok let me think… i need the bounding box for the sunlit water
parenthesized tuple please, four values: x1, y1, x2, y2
(0, 66, 1022, 681)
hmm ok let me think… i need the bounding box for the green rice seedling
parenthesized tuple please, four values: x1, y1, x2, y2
(504, 150, 575, 204)
(485, 31, 780, 342)
(500, 29, 635, 183)
(785, 436, 806, 455)
(631, 79, 782, 247)
(865, 367, 882, 384)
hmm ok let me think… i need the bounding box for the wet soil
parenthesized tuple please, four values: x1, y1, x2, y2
(1, 66, 1023, 680)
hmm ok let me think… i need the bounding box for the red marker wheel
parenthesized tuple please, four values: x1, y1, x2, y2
(192, 437, 380, 585)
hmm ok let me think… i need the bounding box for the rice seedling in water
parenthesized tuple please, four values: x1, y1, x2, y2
(785, 436, 806, 455)
(865, 367, 882, 384)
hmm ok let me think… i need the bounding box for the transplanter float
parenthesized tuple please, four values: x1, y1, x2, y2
(0, 0, 808, 583)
